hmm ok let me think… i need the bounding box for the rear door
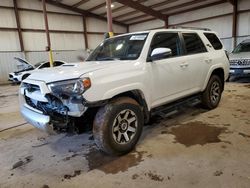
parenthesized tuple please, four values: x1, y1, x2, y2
(180, 32, 208, 91)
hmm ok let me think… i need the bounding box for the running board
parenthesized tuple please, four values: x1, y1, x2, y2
(151, 94, 201, 118)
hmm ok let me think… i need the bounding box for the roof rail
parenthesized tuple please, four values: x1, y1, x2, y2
(170, 26, 211, 31)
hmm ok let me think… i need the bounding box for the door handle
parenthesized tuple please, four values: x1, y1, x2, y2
(205, 59, 212, 64)
(180, 63, 189, 68)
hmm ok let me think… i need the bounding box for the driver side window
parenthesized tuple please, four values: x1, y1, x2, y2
(150, 32, 182, 58)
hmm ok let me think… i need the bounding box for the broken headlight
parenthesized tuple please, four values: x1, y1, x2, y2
(48, 78, 91, 96)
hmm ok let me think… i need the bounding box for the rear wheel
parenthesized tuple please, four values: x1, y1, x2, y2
(93, 97, 144, 155)
(201, 75, 223, 109)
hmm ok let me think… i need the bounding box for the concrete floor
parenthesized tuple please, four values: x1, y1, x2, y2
(0, 79, 250, 188)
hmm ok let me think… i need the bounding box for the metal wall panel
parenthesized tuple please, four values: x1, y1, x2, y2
(19, 11, 45, 29)
(86, 17, 126, 33)
(22, 32, 47, 51)
(48, 14, 83, 31)
(0, 31, 20, 51)
(0, 0, 13, 7)
(50, 33, 85, 50)
(18, 0, 43, 10)
(0, 8, 16, 28)
(88, 34, 104, 50)
(0, 52, 24, 84)
(129, 19, 164, 32)
(239, 0, 250, 10)
(238, 12, 250, 36)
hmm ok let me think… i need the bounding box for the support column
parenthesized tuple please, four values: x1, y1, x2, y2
(13, 0, 24, 52)
(83, 16, 88, 49)
(232, 0, 238, 48)
(42, 0, 53, 67)
(105, 0, 113, 37)
(165, 16, 169, 28)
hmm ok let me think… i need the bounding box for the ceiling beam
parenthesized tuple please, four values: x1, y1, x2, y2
(119, 0, 202, 22)
(129, 0, 227, 25)
(114, 0, 177, 20)
(160, 0, 207, 13)
(87, 2, 107, 12)
(115, 0, 167, 20)
(72, 0, 90, 8)
(45, 0, 127, 27)
(227, 0, 235, 5)
(100, 0, 147, 17)
(87, 0, 117, 12)
(123, 14, 152, 23)
(168, 0, 227, 16)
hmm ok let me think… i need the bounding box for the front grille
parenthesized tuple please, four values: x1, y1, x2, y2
(25, 96, 45, 113)
(230, 59, 250, 67)
(9, 74, 13, 78)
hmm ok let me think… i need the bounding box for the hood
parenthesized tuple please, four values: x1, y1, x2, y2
(14, 67, 34, 74)
(14, 57, 34, 71)
(229, 52, 250, 60)
(27, 61, 129, 83)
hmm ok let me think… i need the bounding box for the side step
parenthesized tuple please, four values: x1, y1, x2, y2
(151, 94, 201, 118)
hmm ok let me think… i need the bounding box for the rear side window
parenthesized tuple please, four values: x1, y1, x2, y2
(54, 61, 64, 66)
(39, 62, 50, 69)
(204, 33, 223, 50)
(150, 32, 182, 58)
(182, 33, 207, 55)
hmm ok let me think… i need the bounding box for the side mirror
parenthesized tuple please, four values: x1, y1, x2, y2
(150, 48, 172, 61)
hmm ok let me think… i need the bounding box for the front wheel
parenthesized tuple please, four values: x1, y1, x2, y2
(22, 74, 30, 81)
(93, 97, 144, 155)
(201, 75, 223, 109)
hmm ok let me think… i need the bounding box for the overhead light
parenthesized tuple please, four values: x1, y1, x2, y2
(105, 4, 115, 8)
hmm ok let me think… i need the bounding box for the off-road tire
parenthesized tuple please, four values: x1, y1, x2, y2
(201, 75, 223, 109)
(93, 97, 144, 155)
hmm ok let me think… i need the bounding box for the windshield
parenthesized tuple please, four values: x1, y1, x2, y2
(86, 33, 148, 61)
(233, 42, 250, 53)
(34, 61, 45, 68)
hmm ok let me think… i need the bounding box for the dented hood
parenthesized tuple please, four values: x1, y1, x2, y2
(27, 61, 125, 83)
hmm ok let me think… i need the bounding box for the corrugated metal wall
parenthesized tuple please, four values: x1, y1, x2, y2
(129, 0, 250, 52)
(0, 0, 126, 84)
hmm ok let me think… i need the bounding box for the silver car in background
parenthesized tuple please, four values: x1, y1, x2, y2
(229, 39, 250, 79)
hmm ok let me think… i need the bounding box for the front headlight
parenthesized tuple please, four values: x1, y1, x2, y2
(48, 78, 91, 96)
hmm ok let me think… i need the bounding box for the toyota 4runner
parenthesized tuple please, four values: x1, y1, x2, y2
(19, 29, 229, 155)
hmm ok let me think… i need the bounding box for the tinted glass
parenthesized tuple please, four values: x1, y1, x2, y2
(54, 61, 64, 66)
(39, 62, 50, 69)
(204, 33, 223, 50)
(150, 32, 182, 58)
(183, 33, 207, 54)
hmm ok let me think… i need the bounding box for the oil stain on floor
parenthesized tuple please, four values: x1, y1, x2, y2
(169, 121, 227, 147)
(85, 148, 146, 174)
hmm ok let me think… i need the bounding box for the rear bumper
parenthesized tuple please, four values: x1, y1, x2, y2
(20, 105, 54, 133)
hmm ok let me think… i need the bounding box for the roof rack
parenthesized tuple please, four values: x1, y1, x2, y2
(170, 26, 211, 31)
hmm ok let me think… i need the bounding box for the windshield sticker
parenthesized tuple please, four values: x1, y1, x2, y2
(130, 35, 147, 40)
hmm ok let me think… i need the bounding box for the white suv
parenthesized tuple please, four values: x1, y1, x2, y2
(19, 29, 229, 155)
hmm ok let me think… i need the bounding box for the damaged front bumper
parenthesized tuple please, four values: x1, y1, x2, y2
(20, 105, 53, 133)
(19, 79, 88, 133)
